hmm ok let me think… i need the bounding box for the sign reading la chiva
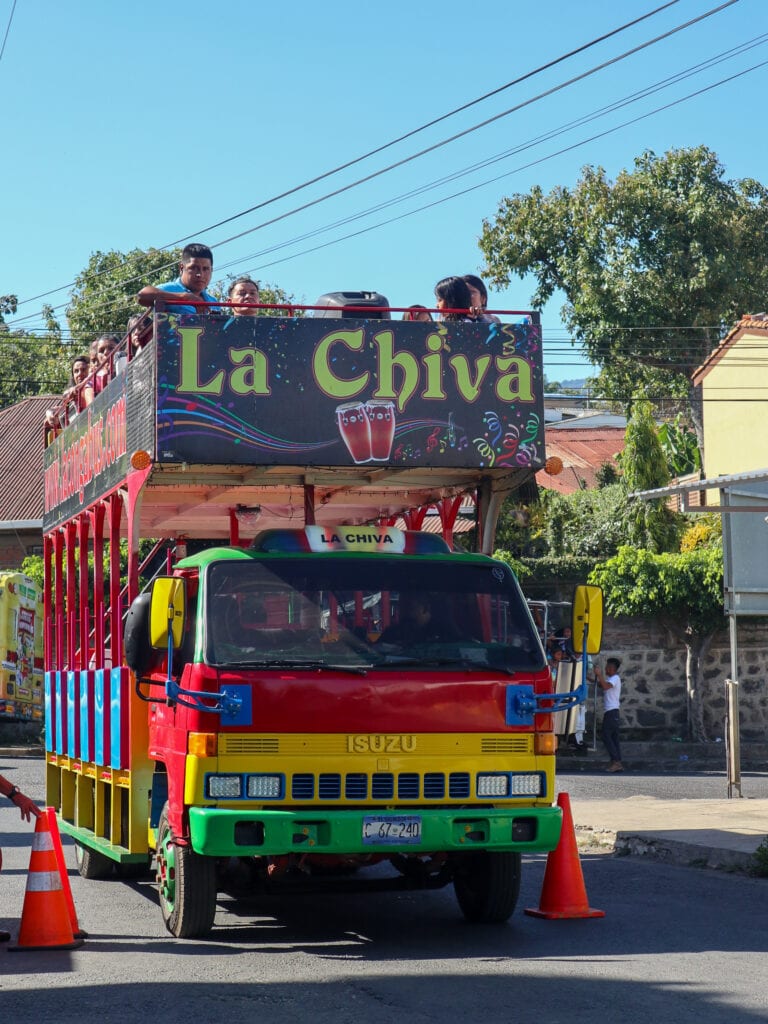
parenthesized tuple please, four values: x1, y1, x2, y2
(156, 314, 544, 470)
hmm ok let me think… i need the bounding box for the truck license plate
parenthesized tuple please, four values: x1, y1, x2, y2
(362, 815, 422, 845)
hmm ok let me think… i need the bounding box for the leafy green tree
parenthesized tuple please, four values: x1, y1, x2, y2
(0, 308, 70, 410)
(595, 461, 620, 488)
(66, 248, 182, 346)
(657, 414, 701, 477)
(545, 483, 631, 559)
(590, 546, 724, 741)
(1, 294, 18, 321)
(479, 146, 768, 438)
(67, 249, 304, 347)
(621, 400, 681, 553)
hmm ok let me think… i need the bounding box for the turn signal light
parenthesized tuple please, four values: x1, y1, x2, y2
(188, 732, 217, 757)
(534, 732, 557, 755)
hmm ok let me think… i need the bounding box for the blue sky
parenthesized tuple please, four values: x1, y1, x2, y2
(1, 0, 766, 381)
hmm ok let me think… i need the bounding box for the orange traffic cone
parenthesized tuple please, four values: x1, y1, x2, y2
(525, 791, 605, 919)
(8, 811, 84, 951)
(46, 807, 87, 939)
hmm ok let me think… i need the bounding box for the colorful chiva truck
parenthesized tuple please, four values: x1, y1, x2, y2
(42, 303, 600, 937)
(0, 571, 44, 722)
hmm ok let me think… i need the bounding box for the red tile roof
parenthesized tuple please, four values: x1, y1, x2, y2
(693, 315, 768, 385)
(537, 427, 625, 495)
(0, 395, 56, 523)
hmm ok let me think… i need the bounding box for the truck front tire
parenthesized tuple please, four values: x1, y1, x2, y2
(156, 804, 217, 938)
(453, 851, 521, 923)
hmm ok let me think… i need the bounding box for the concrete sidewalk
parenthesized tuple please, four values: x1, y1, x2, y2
(572, 794, 768, 873)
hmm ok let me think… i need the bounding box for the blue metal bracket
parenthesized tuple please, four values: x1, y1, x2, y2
(164, 678, 246, 719)
(506, 679, 588, 726)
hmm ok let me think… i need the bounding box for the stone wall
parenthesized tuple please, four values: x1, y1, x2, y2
(598, 616, 768, 742)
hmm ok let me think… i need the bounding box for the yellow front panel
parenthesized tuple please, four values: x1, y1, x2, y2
(185, 733, 553, 807)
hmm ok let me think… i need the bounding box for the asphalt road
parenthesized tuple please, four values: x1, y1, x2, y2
(560, 769, 768, 801)
(1, 760, 767, 1024)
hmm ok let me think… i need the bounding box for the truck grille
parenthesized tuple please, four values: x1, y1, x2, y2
(289, 771, 472, 801)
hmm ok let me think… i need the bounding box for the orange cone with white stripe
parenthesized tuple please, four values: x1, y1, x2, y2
(525, 791, 605, 920)
(8, 811, 84, 951)
(45, 807, 87, 939)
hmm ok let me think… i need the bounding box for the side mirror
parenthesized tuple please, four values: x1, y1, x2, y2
(571, 585, 603, 656)
(149, 577, 186, 650)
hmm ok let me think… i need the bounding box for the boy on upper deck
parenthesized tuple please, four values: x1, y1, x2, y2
(137, 242, 218, 314)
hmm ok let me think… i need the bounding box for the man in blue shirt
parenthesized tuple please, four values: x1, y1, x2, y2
(137, 242, 217, 313)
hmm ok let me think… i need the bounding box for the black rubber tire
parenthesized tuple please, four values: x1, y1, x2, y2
(75, 841, 115, 880)
(116, 858, 153, 880)
(156, 804, 217, 938)
(453, 851, 521, 923)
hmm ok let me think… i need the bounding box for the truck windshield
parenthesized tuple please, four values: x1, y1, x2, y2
(204, 557, 545, 674)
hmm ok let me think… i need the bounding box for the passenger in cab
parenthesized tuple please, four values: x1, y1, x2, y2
(463, 274, 501, 323)
(402, 305, 433, 322)
(378, 592, 454, 646)
(434, 276, 474, 322)
(137, 242, 217, 314)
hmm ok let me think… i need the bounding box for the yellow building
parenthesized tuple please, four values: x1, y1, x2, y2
(693, 315, 768, 479)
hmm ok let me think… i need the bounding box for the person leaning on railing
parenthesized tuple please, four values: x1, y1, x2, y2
(136, 242, 218, 314)
(44, 353, 94, 437)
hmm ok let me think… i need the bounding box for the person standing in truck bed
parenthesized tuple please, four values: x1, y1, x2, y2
(137, 242, 218, 314)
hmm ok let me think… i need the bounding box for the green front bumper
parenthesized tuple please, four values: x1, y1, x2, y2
(188, 805, 563, 857)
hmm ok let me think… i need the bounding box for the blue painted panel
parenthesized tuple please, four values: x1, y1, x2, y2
(67, 671, 78, 756)
(110, 667, 127, 768)
(94, 669, 106, 765)
(44, 672, 55, 753)
(55, 673, 65, 754)
(79, 671, 91, 762)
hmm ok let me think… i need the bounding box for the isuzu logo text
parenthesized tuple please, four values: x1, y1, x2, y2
(347, 735, 417, 753)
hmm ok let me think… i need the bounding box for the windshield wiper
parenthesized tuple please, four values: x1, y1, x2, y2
(218, 658, 368, 676)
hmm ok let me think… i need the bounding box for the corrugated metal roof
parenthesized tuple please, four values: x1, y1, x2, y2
(0, 395, 56, 524)
(537, 427, 625, 495)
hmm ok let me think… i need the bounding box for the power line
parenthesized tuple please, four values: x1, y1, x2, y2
(16, 7, 752, 336)
(213, 31, 768, 282)
(10, 1, 730, 314)
(0, 0, 18, 66)
(239, 54, 767, 281)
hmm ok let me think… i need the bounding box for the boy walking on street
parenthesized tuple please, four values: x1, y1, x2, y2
(595, 657, 623, 772)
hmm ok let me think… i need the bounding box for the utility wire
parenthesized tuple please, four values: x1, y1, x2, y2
(6, 10, 756, 335)
(0, 0, 18, 66)
(239, 55, 768, 279)
(211, 32, 768, 281)
(11, 0, 719, 311)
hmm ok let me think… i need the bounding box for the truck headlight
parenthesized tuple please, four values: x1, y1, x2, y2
(246, 774, 283, 799)
(510, 773, 542, 796)
(477, 773, 509, 797)
(476, 773, 542, 797)
(207, 775, 243, 798)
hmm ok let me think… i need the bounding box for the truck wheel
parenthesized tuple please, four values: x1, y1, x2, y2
(116, 857, 152, 880)
(75, 841, 114, 880)
(453, 851, 521, 923)
(156, 804, 217, 938)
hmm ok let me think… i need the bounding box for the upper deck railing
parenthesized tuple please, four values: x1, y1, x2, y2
(42, 307, 544, 532)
